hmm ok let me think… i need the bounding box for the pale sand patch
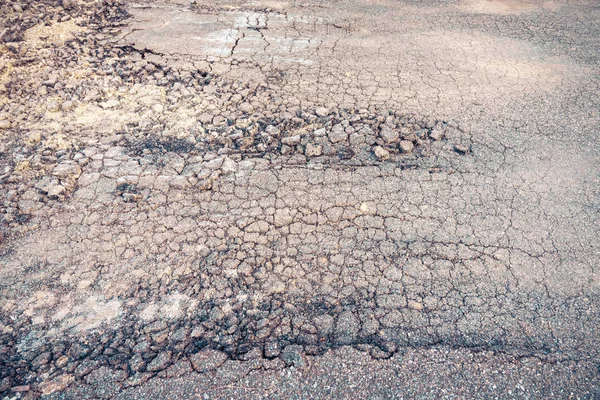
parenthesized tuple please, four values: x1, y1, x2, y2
(24, 20, 85, 48)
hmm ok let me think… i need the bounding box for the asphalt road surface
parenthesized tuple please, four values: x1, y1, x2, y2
(0, 0, 599, 398)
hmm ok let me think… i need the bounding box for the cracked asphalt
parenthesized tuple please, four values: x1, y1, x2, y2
(1, 0, 599, 398)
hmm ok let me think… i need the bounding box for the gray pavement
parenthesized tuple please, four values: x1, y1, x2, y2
(0, 0, 599, 398)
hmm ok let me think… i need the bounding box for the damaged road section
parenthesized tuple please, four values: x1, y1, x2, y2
(1, 0, 600, 398)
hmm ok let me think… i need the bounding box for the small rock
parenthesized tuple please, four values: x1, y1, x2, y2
(198, 113, 212, 124)
(147, 351, 172, 372)
(40, 375, 74, 396)
(99, 99, 119, 109)
(0, 377, 11, 393)
(281, 135, 301, 146)
(0, 120, 11, 130)
(334, 311, 359, 345)
(62, 101, 75, 112)
(379, 125, 399, 143)
(123, 192, 141, 202)
(189, 350, 228, 373)
(265, 125, 280, 136)
(305, 143, 322, 157)
(52, 162, 81, 178)
(238, 102, 254, 113)
(373, 146, 390, 161)
(212, 115, 226, 125)
(313, 314, 334, 335)
(280, 345, 305, 368)
(32, 352, 52, 368)
(429, 128, 444, 141)
(274, 208, 293, 227)
(407, 300, 423, 311)
(55, 355, 69, 368)
(328, 124, 347, 143)
(220, 157, 237, 174)
(46, 100, 61, 112)
(47, 185, 66, 198)
(204, 157, 224, 170)
(129, 354, 146, 372)
(315, 107, 330, 118)
(0, 232, 4, 245)
(264, 342, 281, 358)
(399, 140, 414, 154)
(454, 144, 470, 155)
(25, 131, 42, 146)
(11, 385, 30, 393)
(314, 128, 326, 137)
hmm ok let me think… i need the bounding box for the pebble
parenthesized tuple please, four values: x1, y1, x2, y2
(47, 185, 66, 198)
(373, 145, 390, 161)
(314, 127, 326, 137)
(46, 100, 61, 112)
(380, 125, 399, 143)
(221, 157, 237, 174)
(147, 351, 172, 372)
(238, 102, 254, 113)
(429, 128, 444, 141)
(399, 140, 414, 154)
(281, 135, 301, 146)
(11, 385, 30, 393)
(52, 162, 82, 178)
(280, 345, 305, 368)
(454, 144, 470, 154)
(189, 350, 228, 373)
(408, 300, 423, 311)
(315, 107, 330, 117)
(328, 124, 348, 143)
(32, 352, 52, 368)
(61, 100, 75, 112)
(305, 143, 323, 157)
(264, 342, 281, 358)
(334, 311, 359, 345)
